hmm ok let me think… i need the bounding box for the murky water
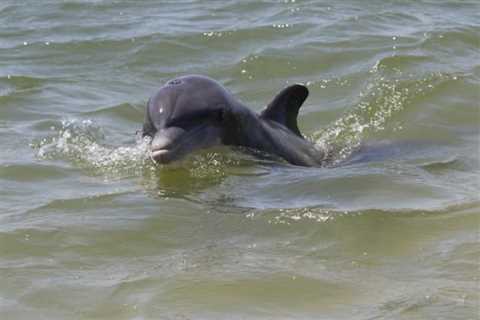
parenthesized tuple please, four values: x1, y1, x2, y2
(1, 1, 479, 319)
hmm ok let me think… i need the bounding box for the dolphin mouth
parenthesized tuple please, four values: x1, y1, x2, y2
(151, 149, 170, 157)
(150, 147, 177, 164)
(150, 149, 174, 164)
(148, 124, 221, 165)
(148, 126, 186, 164)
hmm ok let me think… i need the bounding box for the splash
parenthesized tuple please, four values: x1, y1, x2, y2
(33, 119, 152, 178)
(312, 62, 456, 164)
(32, 119, 252, 183)
(244, 206, 345, 225)
(268, 207, 336, 225)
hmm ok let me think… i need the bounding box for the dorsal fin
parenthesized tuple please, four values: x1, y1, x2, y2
(260, 84, 309, 137)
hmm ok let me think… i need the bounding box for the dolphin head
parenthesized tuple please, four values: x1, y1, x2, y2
(143, 75, 234, 164)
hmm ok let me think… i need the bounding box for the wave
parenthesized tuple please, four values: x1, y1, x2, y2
(250, 200, 480, 225)
(312, 61, 460, 164)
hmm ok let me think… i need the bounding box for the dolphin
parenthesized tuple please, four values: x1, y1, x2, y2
(142, 75, 326, 167)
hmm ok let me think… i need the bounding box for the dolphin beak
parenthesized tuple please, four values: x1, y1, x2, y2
(150, 127, 186, 163)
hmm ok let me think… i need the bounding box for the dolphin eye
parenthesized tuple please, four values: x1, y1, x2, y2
(215, 109, 225, 123)
(169, 111, 210, 128)
(168, 109, 224, 129)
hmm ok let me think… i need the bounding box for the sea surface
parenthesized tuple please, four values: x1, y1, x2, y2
(1, 1, 479, 319)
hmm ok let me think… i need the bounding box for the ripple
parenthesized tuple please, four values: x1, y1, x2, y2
(81, 102, 144, 121)
(419, 156, 463, 173)
(375, 54, 432, 70)
(0, 75, 47, 91)
(249, 200, 480, 225)
(422, 27, 480, 49)
(0, 163, 70, 182)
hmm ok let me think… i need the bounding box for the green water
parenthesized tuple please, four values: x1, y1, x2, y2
(1, 1, 479, 319)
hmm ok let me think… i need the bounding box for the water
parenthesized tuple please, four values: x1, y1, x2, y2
(1, 1, 479, 319)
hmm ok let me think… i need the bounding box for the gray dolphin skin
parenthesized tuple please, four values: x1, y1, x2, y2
(142, 75, 326, 167)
